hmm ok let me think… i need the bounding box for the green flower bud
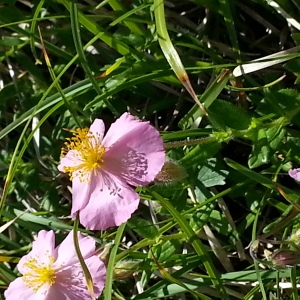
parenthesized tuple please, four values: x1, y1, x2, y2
(96, 242, 112, 264)
(114, 260, 140, 280)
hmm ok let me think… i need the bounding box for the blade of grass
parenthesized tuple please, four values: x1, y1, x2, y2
(58, 0, 134, 57)
(233, 46, 300, 77)
(0, 100, 66, 216)
(179, 69, 231, 129)
(0, 13, 74, 61)
(290, 267, 299, 300)
(73, 215, 95, 300)
(252, 194, 268, 300)
(149, 189, 229, 299)
(30, 0, 45, 64)
(225, 158, 300, 211)
(69, 0, 118, 114)
(38, 26, 81, 127)
(218, 0, 241, 63)
(103, 222, 126, 300)
(0, 27, 120, 140)
(108, 0, 145, 34)
(150, 248, 212, 300)
(153, 0, 207, 115)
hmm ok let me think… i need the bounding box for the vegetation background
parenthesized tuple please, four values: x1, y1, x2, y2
(1, 0, 300, 299)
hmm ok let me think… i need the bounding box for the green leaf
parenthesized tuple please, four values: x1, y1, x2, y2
(208, 100, 251, 130)
(127, 217, 159, 239)
(190, 206, 213, 232)
(180, 139, 221, 167)
(153, 240, 180, 263)
(197, 158, 229, 187)
(248, 125, 285, 168)
(259, 89, 300, 122)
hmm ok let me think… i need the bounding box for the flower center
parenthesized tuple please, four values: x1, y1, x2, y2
(61, 128, 106, 182)
(23, 257, 56, 292)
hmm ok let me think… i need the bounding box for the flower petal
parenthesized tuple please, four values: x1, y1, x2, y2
(289, 168, 300, 181)
(18, 230, 56, 275)
(51, 259, 105, 300)
(79, 172, 139, 230)
(89, 118, 105, 141)
(57, 150, 81, 173)
(70, 177, 91, 217)
(55, 231, 96, 267)
(4, 277, 41, 300)
(103, 118, 165, 186)
(102, 112, 148, 148)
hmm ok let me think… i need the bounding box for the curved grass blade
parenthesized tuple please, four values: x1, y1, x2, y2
(103, 222, 126, 300)
(73, 215, 95, 300)
(69, 0, 118, 114)
(218, 0, 241, 63)
(225, 158, 300, 212)
(153, 0, 207, 115)
(149, 189, 229, 299)
(150, 248, 212, 299)
(0, 25, 125, 140)
(233, 46, 300, 77)
(179, 69, 231, 129)
(30, 0, 45, 64)
(38, 26, 81, 127)
(58, 0, 132, 56)
(108, 0, 145, 35)
(0, 100, 65, 216)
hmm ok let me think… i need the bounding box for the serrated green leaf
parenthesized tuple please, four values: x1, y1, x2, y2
(208, 100, 251, 130)
(197, 158, 229, 187)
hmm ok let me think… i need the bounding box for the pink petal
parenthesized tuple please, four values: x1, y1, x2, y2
(18, 230, 56, 275)
(57, 150, 81, 173)
(89, 118, 105, 141)
(70, 177, 92, 217)
(78, 171, 139, 230)
(85, 256, 106, 296)
(55, 231, 96, 267)
(102, 112, 148, 148)
(4, 277, 41, 300)
(289, 168, 300, 181)
(103, 118, 165, 186)
(51, 259, 105, 300)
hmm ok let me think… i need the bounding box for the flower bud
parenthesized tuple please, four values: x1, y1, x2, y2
(271, 250, 300, 268)
(114, 260, 140, 280)
(96, 242, 112, 264)
(154, 160, 187, 185)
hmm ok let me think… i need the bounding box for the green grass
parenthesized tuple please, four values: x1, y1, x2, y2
(1, 0, 300, 299)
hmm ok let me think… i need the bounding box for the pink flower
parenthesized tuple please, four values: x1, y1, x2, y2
(289, 168, 300, 181)
(5, 230, 106, 300)
(58, 113, 165, 230)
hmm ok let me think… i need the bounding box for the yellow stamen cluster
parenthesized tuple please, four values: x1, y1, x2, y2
(23, 256, 56, 292)
(61, 128, 106, 182)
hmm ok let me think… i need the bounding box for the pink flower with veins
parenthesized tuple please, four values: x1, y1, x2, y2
(5, 230, 106, 300)
(58, 113, 165, 230)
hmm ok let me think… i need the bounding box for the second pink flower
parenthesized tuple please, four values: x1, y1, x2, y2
(58, 113, 165, 230)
